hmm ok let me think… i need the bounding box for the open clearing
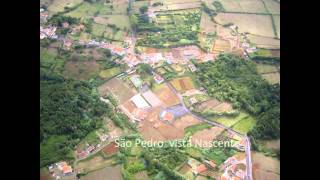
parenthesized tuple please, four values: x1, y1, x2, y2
(273, 15, 280, 39)
(63, 61, 101, 80)
(247, 34, 280, 49)
(190, 126, 225, 148)
(170, 77, 195, 92)
(200, 11, 217, 33)
(47, 0, 83, 14)
(153, 84, 180, 107)
(212, 39, 231, 52)
(134, 171, 149, 180)
(256, 64, 279, 74)
(261, 139, 280, 150)
(102, 142, 119, 156)
(139, 108, 185, 141)
(152, 0, 201, 11)
(262, 72, 280, 84)
(215, 13, 275, 37)
(76, 154, 115, 173)
(252, 152, 280, 180)
(173, 115, 201, 131)
(99, 67, 121, 79)
(262, 0, 280, 14)
(196, 99, 233, 113)
(216, 0, 268, 13)
(80, 165, 123, 180)
(231, 116, 256, 134)
(98, 78, 137, 104)
(211, 112, 248, 127)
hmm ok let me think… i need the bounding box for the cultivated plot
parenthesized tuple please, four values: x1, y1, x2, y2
(214, 13, 275, 37)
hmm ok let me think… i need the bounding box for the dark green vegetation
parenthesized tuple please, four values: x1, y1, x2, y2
(40, 70, 106, 167)
(142, 145, 186, 180)
(134, 9, 201, 48)
(40, 41, 124, 167)
(203, 146, 237, 165)
(194, 54, 280, 141)
(103, 95, 137, 131)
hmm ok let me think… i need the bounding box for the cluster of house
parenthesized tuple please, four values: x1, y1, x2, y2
(40, 11, 48, 23)
(48, 161, 73, 179)
(241, 42, 257, 55)
(40, 26, 57, 40)
(228, 131, 246, 151)
(187, 158, 217, 176)
(220, 156, 246, 180)
(76, 132, 109, 159)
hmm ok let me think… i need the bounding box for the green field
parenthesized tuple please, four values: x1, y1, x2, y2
(65, 2, 113, 18)
(184, 123, 211, 136)
(232, 116, 256, 134)
(99, 67, 122, 79)
(212, 112, 248, 127)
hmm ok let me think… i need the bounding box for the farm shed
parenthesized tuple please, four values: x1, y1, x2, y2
(142, 90, 163, 107)
(131, 94, 151, 109)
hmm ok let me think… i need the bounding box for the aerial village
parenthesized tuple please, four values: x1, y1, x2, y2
(40, 0, 280, 179)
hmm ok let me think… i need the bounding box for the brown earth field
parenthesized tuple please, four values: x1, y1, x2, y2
(173, 115, 201, 130)
(178, 163, 192, 174)
(63, 61, 101, 81)
(134, 171, 149, 180)
(76, 154, 114, 173)
(97, 78, 137, 104)
(80, 165, 123, 180)
(190, 126, 225, 148)
(196, 99, 221, 111)
(153, 84, 180, 108)
(252, 152, 280, 180)
(138, 107, 185, 141)
(102, 142, 119, 156)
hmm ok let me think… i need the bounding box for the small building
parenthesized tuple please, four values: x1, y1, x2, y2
(159, 111, 174, 122)
(62, 165, 72, 176)
(130, 75, 142, 88)
(195, 164, 207, 175)
(203, 53, 215, 62)
(63, 40, 73, 50)
(154, 74, 164, 84)
(132, 108, 148, 121)
(188, 63, 197, 72)
(142, 90, 163, 107)
(86, 145, 95, 153)
(205, 160, 216, 169)
(189, 97, 198, 105)
(131, 94, 151, 109)
(99, 134, 109, 142)
(62, 22, 69, 28)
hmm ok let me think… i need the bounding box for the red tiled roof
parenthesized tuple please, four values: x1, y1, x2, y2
(63, 166, 72, 174)
(161, 111, 174, 121)
(197, 164, 207, 174)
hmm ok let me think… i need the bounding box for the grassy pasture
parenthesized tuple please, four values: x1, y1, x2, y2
(47, 0, 83, 14)
(273, 15, 280, 39)
(262, 72, 280, 84)
(256, 63, 279, 74)
(247, 34, 280, 49)
(99, 67, 122, 79)
(211, 112, 248, 127)
(214, 13, 275, 37)
(216, 0, 268, 13)
(262, 0, 280, 14)
(64, 2, 113, 18)
(231, 116, 256, 134)
(63, 60, 101, 80)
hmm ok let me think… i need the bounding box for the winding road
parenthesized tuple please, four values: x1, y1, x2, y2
(165, 81, 253, 180)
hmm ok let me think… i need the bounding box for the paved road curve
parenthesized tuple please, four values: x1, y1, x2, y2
(165, 81, 253, 180)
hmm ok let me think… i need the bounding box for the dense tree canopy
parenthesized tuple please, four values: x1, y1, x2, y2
(40, 70, 106, 167)
(194, 54, 280, 140)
